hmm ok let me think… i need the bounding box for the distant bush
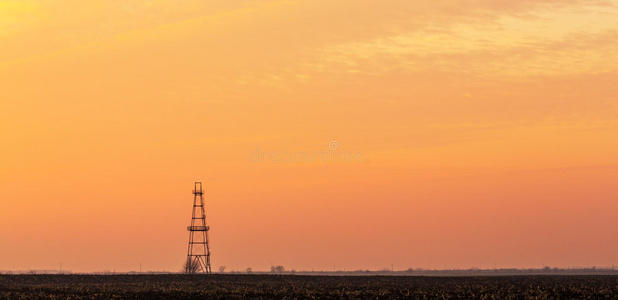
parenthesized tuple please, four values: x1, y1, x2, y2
(270, 265, 285, 273)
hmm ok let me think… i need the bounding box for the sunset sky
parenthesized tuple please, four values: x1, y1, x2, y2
(1, 0, 617, 272)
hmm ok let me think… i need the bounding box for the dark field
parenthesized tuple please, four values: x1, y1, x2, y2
(0, 274, 617, 299)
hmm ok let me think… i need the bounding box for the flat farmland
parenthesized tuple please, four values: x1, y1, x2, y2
(0, 274, 616, 299)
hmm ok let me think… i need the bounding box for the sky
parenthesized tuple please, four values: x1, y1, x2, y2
(0, 0, 617, 273)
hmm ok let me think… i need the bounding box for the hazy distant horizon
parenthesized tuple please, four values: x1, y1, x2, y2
(2, 266, 618, 277)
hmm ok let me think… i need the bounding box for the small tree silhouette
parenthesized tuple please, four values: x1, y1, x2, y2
(218, 266, 226, 273)
(271, 265, 286, 273)
(183, 258, 201, 274)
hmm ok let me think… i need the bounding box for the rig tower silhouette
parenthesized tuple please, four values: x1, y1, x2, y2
(185, 182, 212, 274)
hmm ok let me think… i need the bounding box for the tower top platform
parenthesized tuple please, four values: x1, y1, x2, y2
(193, 182, 204, 195)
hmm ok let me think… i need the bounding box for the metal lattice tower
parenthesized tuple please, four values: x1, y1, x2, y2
(185, 182, 211, 274)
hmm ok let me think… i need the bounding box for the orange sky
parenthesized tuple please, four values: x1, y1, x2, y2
(1, 0, 617, 272)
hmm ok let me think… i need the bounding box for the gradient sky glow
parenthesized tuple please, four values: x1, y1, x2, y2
(1, 1, 617, 272)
